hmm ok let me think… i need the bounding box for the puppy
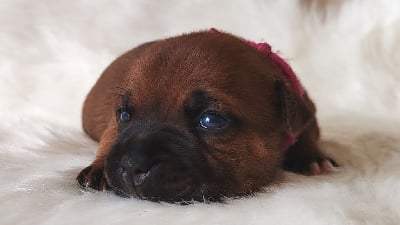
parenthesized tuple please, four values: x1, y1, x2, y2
(77, 29, 337, 202)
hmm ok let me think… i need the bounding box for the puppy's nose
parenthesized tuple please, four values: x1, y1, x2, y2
(118, 155, 156, 186)
(114, 131, 169, 187)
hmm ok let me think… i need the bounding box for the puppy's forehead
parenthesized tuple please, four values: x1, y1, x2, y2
(123, 32, 278, 108)
(139, 34, 251, 81)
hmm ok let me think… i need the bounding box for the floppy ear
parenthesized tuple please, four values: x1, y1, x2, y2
(275, 80, 315, 137)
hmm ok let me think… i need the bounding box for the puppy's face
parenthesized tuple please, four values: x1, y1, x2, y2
(103, 33, 288, 202)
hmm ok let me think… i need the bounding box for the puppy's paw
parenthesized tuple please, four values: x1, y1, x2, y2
(77, 165, 110, 191)
(283, 153, 338, 176)
(308, 157, 338, 175)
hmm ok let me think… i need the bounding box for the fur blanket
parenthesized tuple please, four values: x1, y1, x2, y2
(1, 0, 399, 224)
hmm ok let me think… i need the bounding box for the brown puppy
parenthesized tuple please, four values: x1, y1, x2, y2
(77, 30, 336, 202)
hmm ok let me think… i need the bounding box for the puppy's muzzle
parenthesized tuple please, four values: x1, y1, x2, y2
(105, 125, 202, 201)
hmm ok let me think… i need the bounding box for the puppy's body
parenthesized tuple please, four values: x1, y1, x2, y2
(78, 31, 336, 202)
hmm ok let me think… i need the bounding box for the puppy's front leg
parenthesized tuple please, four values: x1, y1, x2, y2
(282, 120, 338, 175)
(77, 160, 108, 191)
(77, 120, 117, 191)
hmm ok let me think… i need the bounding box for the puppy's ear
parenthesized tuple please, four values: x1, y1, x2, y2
(275, 80, 315, 136)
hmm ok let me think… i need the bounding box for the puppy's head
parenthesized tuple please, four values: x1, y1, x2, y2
(102, 31, 312, 202)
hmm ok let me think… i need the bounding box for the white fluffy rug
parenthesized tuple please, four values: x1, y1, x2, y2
(1, 0, 400, 224)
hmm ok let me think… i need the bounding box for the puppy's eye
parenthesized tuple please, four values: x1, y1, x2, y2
(199, 111, 229, 130)
(117, 108, 131, 123)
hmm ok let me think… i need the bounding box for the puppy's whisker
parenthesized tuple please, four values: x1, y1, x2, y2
(114, 86, 128, 92)
(110, 87, 128, 97)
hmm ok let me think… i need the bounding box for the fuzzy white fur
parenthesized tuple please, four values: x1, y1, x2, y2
(1, 0, 400, 224)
